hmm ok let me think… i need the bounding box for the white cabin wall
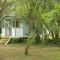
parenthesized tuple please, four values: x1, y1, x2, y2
(11, 28, 23, 38)
(1, 23, 27, 38)
(15, 23, 24, 38)
(1, 28, 5, 37)
(16, 28, 23, 38)
(11, 28, 15, 38)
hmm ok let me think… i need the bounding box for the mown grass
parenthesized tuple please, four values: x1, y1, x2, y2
(0, 44, 60, 60)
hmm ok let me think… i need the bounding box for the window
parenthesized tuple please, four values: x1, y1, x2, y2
(16, 21, 20, 27)
(12, 21, 20, 28)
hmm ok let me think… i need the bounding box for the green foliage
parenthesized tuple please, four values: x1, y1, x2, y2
(27, 31, 36, 45)
(9, 38, 27, 44)
(0, 0, 60, 45)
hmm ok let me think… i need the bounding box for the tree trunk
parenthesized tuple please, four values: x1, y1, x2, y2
(25, 45, 29, 55)
(55, 30, 59, 40)
(24, 8, 33, 55)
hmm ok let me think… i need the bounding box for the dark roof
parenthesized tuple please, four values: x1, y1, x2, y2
(0, 15, 16, 21)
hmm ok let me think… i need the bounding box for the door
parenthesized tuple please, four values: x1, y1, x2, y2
(5, 20, 11, 36)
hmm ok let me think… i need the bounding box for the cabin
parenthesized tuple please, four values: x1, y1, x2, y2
(0, 16, 29, 38)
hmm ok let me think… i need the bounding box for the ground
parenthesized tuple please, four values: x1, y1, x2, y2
(0, 44, 60, 60)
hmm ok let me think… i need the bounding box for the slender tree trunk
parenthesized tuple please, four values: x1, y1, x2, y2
(25, 8, 33, 55)
(25, 44, 29, 55)
(55, 30, 59, 40)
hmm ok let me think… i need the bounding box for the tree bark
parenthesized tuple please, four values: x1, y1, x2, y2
(25, 45, 29, 55)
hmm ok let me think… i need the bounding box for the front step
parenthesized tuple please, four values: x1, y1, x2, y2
(0, 36, 11, 45)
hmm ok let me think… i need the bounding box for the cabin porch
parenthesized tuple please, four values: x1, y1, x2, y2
(0, 19, 29, 38)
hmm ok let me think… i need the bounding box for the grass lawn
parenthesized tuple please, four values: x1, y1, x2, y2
(0, 44, 60, 60)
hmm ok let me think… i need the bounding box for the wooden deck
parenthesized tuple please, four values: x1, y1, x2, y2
(0, 36, 11, 45)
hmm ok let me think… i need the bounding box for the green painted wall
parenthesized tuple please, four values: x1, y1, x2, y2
(23, 23, 29, 36)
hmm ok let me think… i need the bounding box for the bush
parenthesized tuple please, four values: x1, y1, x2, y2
(9, 38, 27, 44)
(9, 37, 60, 46)
(40, 38, 60, 46)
